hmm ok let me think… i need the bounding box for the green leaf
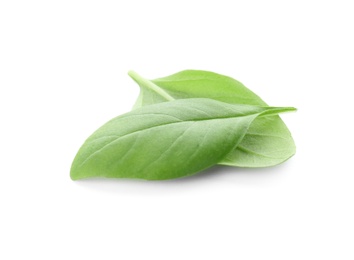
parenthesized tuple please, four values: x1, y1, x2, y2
(129, 70, 296, 167)
(70, 99, 295, 180)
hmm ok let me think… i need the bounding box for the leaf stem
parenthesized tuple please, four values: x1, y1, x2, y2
(128, 70, 174, 101)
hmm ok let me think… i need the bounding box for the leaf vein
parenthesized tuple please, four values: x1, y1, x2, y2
(79, 114, 259, 168)
(237, 145, 286, 159)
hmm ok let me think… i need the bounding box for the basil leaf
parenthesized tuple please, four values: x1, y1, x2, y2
(129, 70, 296, 167)
(70, 98, 295, 180)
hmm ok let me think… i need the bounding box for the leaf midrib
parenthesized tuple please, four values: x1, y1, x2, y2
(79, 113, 260, 168)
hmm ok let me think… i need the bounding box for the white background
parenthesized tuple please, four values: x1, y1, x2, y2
(1, 1, 353, 259)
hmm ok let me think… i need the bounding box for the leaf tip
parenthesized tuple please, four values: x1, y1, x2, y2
(70, 168, 79, 181)
(70, 160, 84, 181)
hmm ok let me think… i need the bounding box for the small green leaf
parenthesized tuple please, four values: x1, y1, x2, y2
(70, 98, 295, 180)
(129, 70, 296, 167)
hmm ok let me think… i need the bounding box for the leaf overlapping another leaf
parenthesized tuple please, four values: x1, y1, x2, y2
(70, 99, 295, 180)
(129, 70, 296, 167)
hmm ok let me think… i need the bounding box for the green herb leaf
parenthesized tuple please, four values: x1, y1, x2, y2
(70, 98, 295, 180)
(129, 70, 296, 167)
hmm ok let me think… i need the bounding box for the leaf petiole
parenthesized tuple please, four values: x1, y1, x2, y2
(128, 70, 174, 101)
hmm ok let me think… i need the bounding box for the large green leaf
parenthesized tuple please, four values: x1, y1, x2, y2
(129, 70, 296, 167)
(71, 99, 295, 180)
